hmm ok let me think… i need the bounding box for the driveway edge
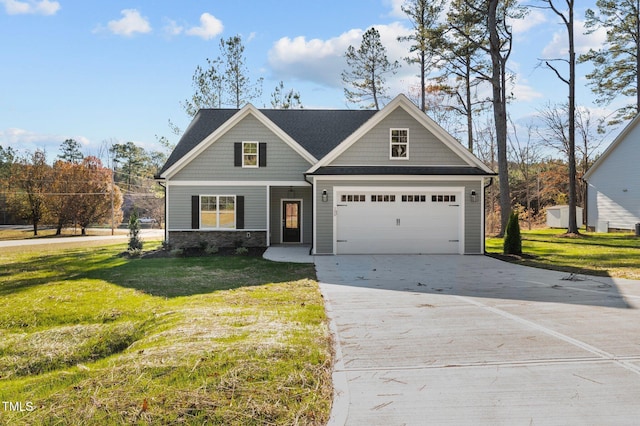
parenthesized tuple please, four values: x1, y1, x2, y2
(320, 283, 349, 426)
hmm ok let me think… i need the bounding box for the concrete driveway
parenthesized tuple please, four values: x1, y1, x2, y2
(315, 255, 640, 425)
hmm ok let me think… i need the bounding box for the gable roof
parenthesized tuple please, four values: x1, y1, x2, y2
(306, 94, 495, 175)
(583, 113, 640, 181)
(261, 109, 377, 159)
(158, 106, 376, 177)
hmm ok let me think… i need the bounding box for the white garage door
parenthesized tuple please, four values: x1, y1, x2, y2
(335, 188, 463, 254)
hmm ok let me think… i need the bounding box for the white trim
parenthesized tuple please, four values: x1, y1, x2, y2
(310, 163, 469, 168)
(167, 229, 267, 232)
(332, 187, 337, 255)
(312, 177, 318, 254)
(481, 178, 486, 253)
(166, 180, 311, 187)
(160, 104, 317, 179)
(165, 183, 170, 243)
(332, 185, 465, 255)
(335, 185, 465, 192)
(242, 141, 259, 168)
(280, 198, 304, 243)
(199, 194, 237, 230)
(266, 185, 271, 247)
(313, 175, 485, 182)
(307, 94, 494, 174)
(389, 128, 409, 160)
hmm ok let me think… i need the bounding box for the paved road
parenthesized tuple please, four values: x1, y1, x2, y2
(0, 229, 164, 248)
(316, 255, 640, 425)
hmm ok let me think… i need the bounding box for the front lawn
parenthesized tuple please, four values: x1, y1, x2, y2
(486, 228, 640, 280)
(0, 242, 332, 425)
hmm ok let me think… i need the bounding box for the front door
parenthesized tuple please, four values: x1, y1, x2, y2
(282, 200, 301, 243)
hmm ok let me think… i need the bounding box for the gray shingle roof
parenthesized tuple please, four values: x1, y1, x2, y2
(158, 108, 377, 176)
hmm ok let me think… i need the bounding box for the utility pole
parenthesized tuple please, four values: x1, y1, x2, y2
(111, 168, 114, 236)
(111, 158, 118, 236)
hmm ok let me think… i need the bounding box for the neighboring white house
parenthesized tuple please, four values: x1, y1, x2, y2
(546, 205, 583, 228)
(583, 114, 640, 232)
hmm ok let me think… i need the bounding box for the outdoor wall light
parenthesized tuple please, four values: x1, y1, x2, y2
(470, 190, 477, 202)
(322, 189, 328, 202)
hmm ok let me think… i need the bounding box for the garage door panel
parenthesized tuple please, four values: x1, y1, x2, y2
(336, 189, 462, 254)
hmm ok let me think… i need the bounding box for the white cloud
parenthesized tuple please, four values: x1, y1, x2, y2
(268, 30, 361, 87)
(511, 9, 547, 35)
(384, 0, 406, 18)
(0, 128, 91, 157)
(541, 19, 607, 58)
(0, 0, 60, 15)
(268, 23, 412, 88)
(185, 13, 224, 40)
(512, 79, 544, 102)
(163, 18, 184, 37)
(104, 9, 152, 37)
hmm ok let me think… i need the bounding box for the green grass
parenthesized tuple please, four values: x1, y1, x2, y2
(0, 227, 128, 240)
(486, 228, 640, 280)
(0, 242, 332, 425)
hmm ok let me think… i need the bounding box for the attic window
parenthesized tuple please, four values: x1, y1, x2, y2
(390, 129, 408, 159)
(242, 142, 258, 167)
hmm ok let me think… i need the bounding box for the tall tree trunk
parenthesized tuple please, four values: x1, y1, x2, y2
(567, 2, 578, 234)
(488, 0, 511, 236)
(637, 0, 640, 112)
(465, 59, 473, 152)
(420, 50, 426, 112)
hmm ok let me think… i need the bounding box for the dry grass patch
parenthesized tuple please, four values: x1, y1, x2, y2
(1, 242, 332, 425)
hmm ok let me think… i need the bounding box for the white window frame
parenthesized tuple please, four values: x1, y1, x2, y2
(390, 128, 409, 160)
(200, 195, 236, 229)
(242, 141, 259, 168)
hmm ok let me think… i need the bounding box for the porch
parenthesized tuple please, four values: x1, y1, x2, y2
(269, 185, 312, 246)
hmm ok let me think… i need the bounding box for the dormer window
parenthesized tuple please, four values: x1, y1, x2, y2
(390, 128, 408, 159)
(242, 141, 258, 167)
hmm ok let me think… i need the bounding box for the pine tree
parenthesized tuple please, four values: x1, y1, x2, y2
(398, 0, 445, 113)
(128, 209, 143, 253)
(58, 139, 84, 164)
(182, 35, 263, 115)
(579, 0, 640, 125)
(341, 27, 400, 110)
(503, 211, 522, 255)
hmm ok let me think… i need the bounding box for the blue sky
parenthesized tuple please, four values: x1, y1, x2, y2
(0, 0, 616, 161)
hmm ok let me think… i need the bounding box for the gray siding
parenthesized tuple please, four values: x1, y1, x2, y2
(314, 179, 483, 254)
(464, 180, 482, 253)
(172, 114, 312, 181)
(269, 186, 313, 244)
(167, 185, 267, 230)
(330, 108, 467, 167)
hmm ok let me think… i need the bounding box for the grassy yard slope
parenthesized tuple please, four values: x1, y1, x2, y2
(0, 243, 332, 425)
(486, 229, 640, 280)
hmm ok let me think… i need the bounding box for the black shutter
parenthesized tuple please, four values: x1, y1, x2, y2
(191, 196, 200, 229)
(259, 143, 267, 167)
(234, 142, 242, 167)
(236, 196, 244, 229)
